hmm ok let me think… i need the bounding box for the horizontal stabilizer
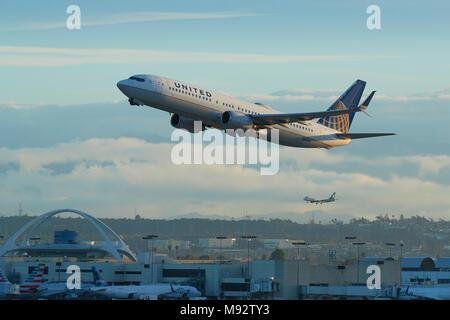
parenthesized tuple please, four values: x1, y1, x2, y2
(336, 133, 396, 139)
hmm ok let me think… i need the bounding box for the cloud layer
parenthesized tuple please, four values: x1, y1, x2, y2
(1, 136, 449, 221)
(0, 88, 448, 221)
(3, 11, 266, 31)
(0, 46, 358, 67)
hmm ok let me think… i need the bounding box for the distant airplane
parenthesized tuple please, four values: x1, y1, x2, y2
(117, 75, 395, 149)
(89, 267, 201, 300)
(398, 286, 450, 300)
(37, 267, 105, 299)
(0, 264, 46, 298)
(304, 192, 336, 204)
(0, 268, 14, 298)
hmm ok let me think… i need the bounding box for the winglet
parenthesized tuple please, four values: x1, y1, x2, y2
(360, 91, 376, 109)
(359, 91, 376, 117)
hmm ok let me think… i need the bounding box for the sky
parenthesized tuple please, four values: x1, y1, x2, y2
(0, 1, 449, 221)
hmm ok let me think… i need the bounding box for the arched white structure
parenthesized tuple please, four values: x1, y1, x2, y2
(0, 209, 137, 262)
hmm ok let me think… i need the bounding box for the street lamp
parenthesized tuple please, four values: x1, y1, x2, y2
(385, 242, 396, 258)
(291, 241, 308, 289)
(241, 235, 257, 298)
(143, 235, 158, 283)
(399, 241, 405, 286)
(56, 261, 62, 282)
(352, 242, 366, 284)
(345, 236, 357, 260)
(216, 236, 227, 264)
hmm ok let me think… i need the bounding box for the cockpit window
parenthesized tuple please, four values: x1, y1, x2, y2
(129, 76, 145, 82)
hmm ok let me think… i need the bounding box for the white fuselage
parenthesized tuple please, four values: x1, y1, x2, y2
(117, 74, 351, 149)
(90, 283, 201, 300)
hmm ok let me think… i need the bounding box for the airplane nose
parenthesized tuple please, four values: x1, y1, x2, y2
(117, 80, 126, 92)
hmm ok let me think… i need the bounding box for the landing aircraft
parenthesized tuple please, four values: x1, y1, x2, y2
(304, 192, 336, 204)
(117, 75, 395, 149)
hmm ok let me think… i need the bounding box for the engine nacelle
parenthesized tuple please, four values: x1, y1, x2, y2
(128, 98, 144, 106)
(221, 111, 254, 129)
(170, 114, 205, 133)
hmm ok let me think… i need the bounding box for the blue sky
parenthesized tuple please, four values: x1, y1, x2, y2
(0, 1, 449, 221)
(0, 0, 449, 104)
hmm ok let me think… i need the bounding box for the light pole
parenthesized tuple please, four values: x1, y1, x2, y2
(353, 242, 365, 284)
(385, 242, 396, 258)
(216, 236, 227, 264)
(56, 261, 62, 282)
(399, 241, 404, 286)
(292, 241, 307, 289)
(345, 236, 357, 260)
(241, 235, 257, 299)
(143, 235, 158, 283)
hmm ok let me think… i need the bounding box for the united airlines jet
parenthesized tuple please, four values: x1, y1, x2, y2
(117, 75, 394, 149)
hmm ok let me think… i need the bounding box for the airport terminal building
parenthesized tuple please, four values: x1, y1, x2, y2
(1, 209, 448, 300)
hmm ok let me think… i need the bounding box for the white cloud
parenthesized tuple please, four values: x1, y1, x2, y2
(0, 46, 354, 67)
(3, 11, 266, 31)
(402, 155, 450, 175)
(0, 101, 47, 110)
(235, 88, 450, 105)
(0, 138, 449, 220)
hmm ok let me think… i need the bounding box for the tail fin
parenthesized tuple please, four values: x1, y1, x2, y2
(92, 266, 107, 287)
(0, 268, 12, 285)
(20, 264, 45, 293)
(330, 192, 336, 200)
(317, 80, 366, 133)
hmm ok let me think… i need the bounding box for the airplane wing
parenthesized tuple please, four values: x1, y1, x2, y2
(336, 133, 396, 139)
(250, 102, 364, 126)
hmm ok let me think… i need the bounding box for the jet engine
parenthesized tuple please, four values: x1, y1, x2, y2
(128, 98, 144, 106)
(221, 111, 254, 129)
(170, 114, 205, 133)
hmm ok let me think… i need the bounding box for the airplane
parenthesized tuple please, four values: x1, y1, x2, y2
(0, 264, 46, 298)
(34, 266, 108, 299)
(89, 267, 202, 300)
(17, 263, 46, 295)
(0, 268, 14, 298)
(397, 286, 450, 300)
(304, 192, 336, 204)
(116, 75, 395, 149)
